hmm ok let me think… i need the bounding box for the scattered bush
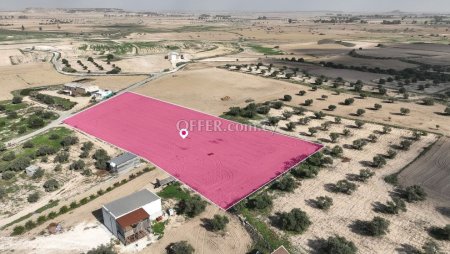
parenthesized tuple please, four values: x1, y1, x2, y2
(177, 195, 206, 218)
(357, 169, 375, 182)
(23, 140, 34, 148)
(1, 170, 15, 180)
(272, 176, 298, 192)
(27, 192, 40, 203)
(343, 98, 355, 105)
(382, 197, 407, 214)
(328, 105, 337, 111)
(315, 196, 333, 211)
(208, 215, 230, 231)
(61, 136, 79, 147)
(334, 180, 357, 195)
(321, 235, 357, 254)
(403, 185, 427, 202)
(400, 107, 410, 115)
(329, 132, 340, 143)
(400, 140, 412, 150)
(54, 151, 70, 163)
(365, 216, 390, 236)
(43, 179, 60, 192)
(277, 208, 311, 233)
(303, 99, 314, 106)
(167, 241, 194, 254)
(354, 120, 365, 128)
(2, 151, 16, 161)
(12, 96, 23, 104)
(248, 192, 272, 210)
(372, 155, 387, 168)
(283, 95, 292, 101)
(356, 109, 365, 116)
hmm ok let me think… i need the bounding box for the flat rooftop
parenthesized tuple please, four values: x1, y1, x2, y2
(103, 189, 160, 218)
(65, 92, 322, 209)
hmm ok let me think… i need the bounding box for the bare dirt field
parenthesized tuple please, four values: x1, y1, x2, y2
(254, 108, 449, 253)
(143, 205, 252, 254)
(0, 63, 74, 99)
(398, 137, 450, 206)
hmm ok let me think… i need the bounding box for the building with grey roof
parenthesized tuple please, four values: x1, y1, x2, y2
(102, 189, 163, 245)
(107, 152, 140, 173)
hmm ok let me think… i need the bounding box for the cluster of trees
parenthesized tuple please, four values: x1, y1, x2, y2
(271, 176, 298, 192)
(291, 152, 333, 179)
(92, 149, 110, 170)
(225, 102, 279, 119)
(61, 58, 76, 73)
(87, 57, 104, 71)
(31, 93, 76, 110)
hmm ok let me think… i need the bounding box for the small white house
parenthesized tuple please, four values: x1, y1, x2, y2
(167, 52, 180, 61)
(93, 89, 113, 100)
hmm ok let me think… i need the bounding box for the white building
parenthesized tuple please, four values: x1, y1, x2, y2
(167, 51, 180, 61)
(93, 89, 113, 100)
(102, 189, 163, 245)
(25, 165, 40, 177)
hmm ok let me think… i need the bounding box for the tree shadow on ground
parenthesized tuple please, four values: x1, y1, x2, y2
(359, 160, 373, 167)
(348, 220, 370, 236)
(305, 198, 319, 209)
(306, 238, 326, 254)
(436, 206, 450, 218)
(324, 183, 337, 193)
(395, 243, 420, 254)
(346, 173, 360, 182)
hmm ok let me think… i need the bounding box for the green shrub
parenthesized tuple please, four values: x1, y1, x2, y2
(177, 195, 206, 218)
(321, 235, 357, 254)
(277, 208, 311, 233)
(43, 179, 60, 192)
(27, 192, 40, 203)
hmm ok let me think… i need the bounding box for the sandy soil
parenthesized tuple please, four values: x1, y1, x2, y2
(133, 67, 450, 135)
(257, 108, 449, 253)
(398, 137, 450, 206)
(143, 205, 252, 254)
(0, 222, 112, 254)
(0, 63, 74, 100)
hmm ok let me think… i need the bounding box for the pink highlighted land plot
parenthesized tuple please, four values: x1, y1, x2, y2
(64, 92, 322, 209)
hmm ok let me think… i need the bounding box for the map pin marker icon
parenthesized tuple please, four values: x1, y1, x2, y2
(179, 129, 189, 139)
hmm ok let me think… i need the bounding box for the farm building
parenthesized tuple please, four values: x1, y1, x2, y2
(107, 152, 140, 173)
(62, 82, 99, 96)
(102, 189, 163, 245)
(156, 176, 176, 188)
(25, 165, 40, 177)
(92, 89, 113, 101)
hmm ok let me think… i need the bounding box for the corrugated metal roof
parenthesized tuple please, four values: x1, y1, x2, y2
(103, 189, 160, 218)
(116, 208, 149, 229)
(108, 152, 138, 166)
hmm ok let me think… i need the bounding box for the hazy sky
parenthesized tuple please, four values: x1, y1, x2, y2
(0, 0, 449, 13)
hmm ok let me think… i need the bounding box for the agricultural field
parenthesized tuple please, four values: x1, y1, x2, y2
(0, 6, 449, 254)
